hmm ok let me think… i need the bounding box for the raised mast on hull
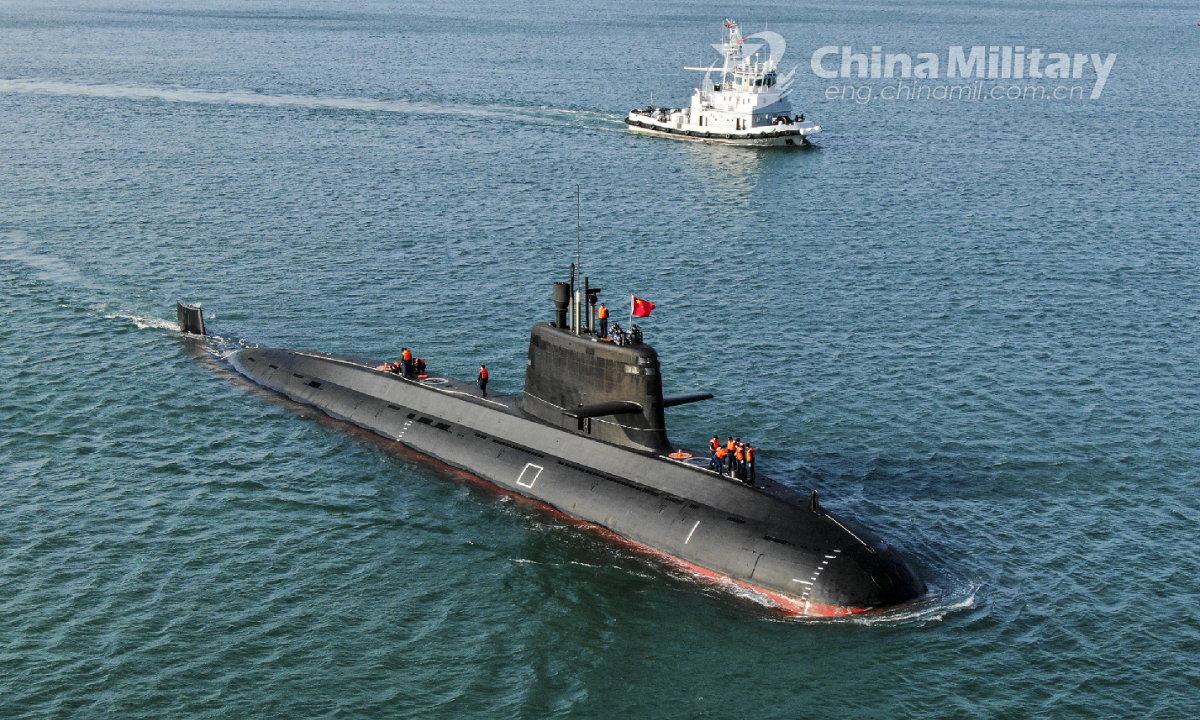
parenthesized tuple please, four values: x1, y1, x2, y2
(521, 276, 712, 453)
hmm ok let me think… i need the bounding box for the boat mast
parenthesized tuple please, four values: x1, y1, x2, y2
(576, 185, 582, 335)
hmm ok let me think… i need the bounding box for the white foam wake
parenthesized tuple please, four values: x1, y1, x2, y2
(798, 580, 982, 626)
(0, 232, 90, 286)
(0, 79, 623, 125)
(102, 313, 177, 331)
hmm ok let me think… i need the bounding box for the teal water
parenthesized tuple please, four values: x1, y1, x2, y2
(3, 1, 1199, 717)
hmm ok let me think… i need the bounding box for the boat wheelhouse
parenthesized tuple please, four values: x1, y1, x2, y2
(625, 20, 821, 147)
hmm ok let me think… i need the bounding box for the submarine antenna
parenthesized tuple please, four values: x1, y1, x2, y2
(576, 185, 582, 335)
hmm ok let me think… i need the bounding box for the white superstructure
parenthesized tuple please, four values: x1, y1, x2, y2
(625, 20, 820, 147)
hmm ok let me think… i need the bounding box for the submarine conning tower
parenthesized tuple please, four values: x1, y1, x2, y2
(520, 280, 673, 454)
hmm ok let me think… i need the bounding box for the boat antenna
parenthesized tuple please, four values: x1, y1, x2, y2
(576, 184, 581, 278)
(576, 185, 582, 335)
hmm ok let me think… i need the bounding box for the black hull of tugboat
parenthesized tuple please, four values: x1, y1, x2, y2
(224, 343, 926, 616)
(624, 117, 813, 145)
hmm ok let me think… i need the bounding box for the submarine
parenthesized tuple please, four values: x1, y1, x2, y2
(206, 278, 927, 616)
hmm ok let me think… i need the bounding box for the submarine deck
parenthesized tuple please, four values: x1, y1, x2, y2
(308, 350, 809, 507)
(226, 345, 927, 613)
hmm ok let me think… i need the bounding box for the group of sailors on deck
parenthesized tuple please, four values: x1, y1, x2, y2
(709, 436, 756, 486)
(596, 301, 641, 346)
(378, 348, 426, 378)
(378, 350, 491, 399)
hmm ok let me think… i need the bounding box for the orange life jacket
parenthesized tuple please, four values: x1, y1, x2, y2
(402, 349, 412, 362)
(726, 440, 735, 453)
(598, 305, 609, 319)
(746, 446, 754, 462)
(709, 437, 719, 452)
(479, 367, 488, 380)
(715, 447, 728, 459)
(735, 445, 745, 462)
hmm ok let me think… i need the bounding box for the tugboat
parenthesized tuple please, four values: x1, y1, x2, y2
(206, 273, 925, 616)
(625, 19, 821, 147)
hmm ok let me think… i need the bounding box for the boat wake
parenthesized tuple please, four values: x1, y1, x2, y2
(0, 234, 252, 345)
(102, 313, 178, 332)
(0, 231, 108, 290)
(0, 79, 624, 128)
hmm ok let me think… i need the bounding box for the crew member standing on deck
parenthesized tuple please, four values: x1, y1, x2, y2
(401, 348, 413, 378)
(726, 437, 736, 476)
(598, 303, 609, 338)
(709, 435, 725, 476)
(478, 365, 489, 398)
(734, 440, 746, 480)
(745, 444, 756, 486)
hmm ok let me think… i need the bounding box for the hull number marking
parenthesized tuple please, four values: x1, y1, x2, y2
(517, 463, 543, 489)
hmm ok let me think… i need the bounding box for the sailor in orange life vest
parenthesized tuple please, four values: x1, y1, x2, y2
(708, 435, 726, 476)
(401, 347, 413, 378)
(477, 365, 488, 398)
(745, 443, 756, 486)
(598, 303, 609, 338)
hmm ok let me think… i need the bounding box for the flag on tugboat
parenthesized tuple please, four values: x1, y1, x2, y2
(631, 296, 656, 317)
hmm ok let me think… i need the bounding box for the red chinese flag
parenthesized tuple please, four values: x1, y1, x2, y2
(632, 296, 656, 317)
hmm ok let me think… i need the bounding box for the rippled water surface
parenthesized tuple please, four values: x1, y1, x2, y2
(3, 1, 1199, 717)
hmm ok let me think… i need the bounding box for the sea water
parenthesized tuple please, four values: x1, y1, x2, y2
(2, 1, 1198, 717)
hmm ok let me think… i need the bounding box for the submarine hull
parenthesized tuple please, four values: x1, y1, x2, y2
(225, 347, 926, 616)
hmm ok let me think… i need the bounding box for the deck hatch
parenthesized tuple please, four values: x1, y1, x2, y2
(516, 463, 543, 489)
